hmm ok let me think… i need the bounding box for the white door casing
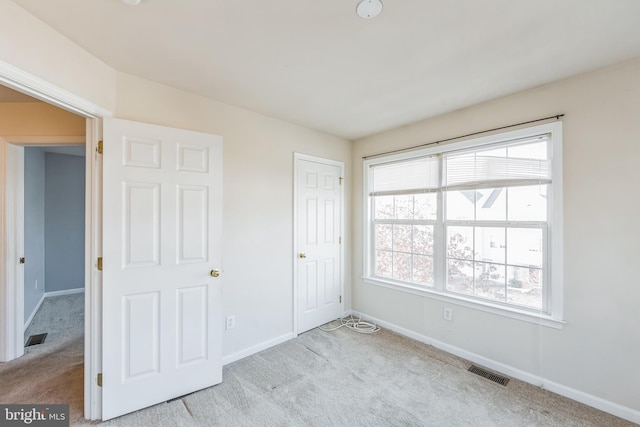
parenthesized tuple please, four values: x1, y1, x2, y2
(0, 142, 25, 362)
(295, 155, 343, 334)
(9, 145, 24, 358)
(0, 60, 110, 420)
(102, 118, 223, 420)
(85, 119, 103, 420)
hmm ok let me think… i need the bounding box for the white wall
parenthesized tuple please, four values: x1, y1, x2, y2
(114, 73, 352, 359)
(352, 58, 640, 416)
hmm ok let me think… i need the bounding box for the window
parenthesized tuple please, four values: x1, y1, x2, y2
(363, 123, 563, 325)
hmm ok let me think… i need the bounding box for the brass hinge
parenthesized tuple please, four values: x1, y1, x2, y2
(339, 177, 343, 185)
(338, 236, 342, 245)
(97, 373, 102, 387)
(97, 257, 103, 271)
(19, 257, 25, 264)
(339, 295, 342, 304)
(97, 140, 103, 154)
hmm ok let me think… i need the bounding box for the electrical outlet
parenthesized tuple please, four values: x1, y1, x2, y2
(35, 280, 38, 290)
(443, 307, 453, 321)
(225, 315, 235, 330)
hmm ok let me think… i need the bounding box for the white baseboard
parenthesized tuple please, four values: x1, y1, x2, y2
(541, 378, 640, 425)
(23, 292, 46, 330)
(222, 332, 295, 366)
(45, 288, 85, 298)
(350, 310, 640, 425)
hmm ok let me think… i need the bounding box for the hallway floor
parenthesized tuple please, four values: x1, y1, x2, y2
(1, 293, 84, 424)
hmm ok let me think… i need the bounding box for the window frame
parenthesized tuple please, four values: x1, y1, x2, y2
(362, 122, 564, 328)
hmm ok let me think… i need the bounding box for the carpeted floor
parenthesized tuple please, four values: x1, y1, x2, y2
(1, 295, 636, 426)
(1, 293, 85, 424)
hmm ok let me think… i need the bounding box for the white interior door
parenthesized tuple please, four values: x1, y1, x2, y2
(296, 156, 343, 334)
(102, 118, 223, 420)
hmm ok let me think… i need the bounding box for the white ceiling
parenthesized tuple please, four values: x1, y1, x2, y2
(11, 0, 640, 139)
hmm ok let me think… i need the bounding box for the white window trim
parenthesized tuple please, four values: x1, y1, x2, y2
(362, 122, 564, 328)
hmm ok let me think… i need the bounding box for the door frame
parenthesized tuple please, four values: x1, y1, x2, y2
(292, 153, 345, 336)
(0, 141, 24, 362)
(0, 59, 111, 421)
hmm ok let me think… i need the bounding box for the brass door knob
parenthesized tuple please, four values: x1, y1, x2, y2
(299, 253, 306, 259)
(210, 269, 220, 277)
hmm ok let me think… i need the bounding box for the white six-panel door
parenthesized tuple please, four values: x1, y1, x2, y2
(296, 156, 343, 334)
(102, 118, 223, 420)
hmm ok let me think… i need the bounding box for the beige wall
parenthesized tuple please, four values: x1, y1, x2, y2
(0, 0, 116, 111)
(0, 0, 352, 362)
(352, 58, 640, 414)
(115, 73, 352, 358)
(0, 102, 85, 138)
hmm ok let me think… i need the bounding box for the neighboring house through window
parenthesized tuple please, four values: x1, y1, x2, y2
(363, 122, 563, 327)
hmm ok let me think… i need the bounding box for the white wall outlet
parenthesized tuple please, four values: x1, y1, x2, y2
(443, 307, 453, 321)
(225, 315, 236, 330)
(35, 280, 38, 289)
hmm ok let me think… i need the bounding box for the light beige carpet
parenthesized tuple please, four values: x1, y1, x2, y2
(1, 293, 85, 425)
(1, 295, 636, 426)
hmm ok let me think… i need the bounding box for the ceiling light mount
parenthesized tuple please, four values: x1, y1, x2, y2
(356, 0, 383, 19)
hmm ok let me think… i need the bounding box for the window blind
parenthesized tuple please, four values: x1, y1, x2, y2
(371, 156, 439, 196)
(442, 135, 551, 190)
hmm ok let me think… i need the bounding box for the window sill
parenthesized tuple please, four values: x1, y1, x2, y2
(362, 277, 565, 329)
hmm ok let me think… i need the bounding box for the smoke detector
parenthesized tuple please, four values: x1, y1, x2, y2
(356, 0, 383, 19)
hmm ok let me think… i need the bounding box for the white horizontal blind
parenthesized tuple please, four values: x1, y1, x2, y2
(371, 156, 439, 196)
(363, 122, 563, 323)
(442, 135, 551, 190)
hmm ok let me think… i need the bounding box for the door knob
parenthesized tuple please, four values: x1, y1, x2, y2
(210, 269, 220, 278)
(299, 253, 306, 259)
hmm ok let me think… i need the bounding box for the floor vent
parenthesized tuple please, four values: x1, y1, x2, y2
(25, 333, 48, 347)
(468, 365, 510, 386)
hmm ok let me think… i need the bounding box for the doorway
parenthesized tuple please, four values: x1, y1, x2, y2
(0, 78, 103, 420)
(294, 153, 344, 334)
(0, 142, 87, 424)
(23, 145, 86, 333)
(1, 61, 225, 421)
